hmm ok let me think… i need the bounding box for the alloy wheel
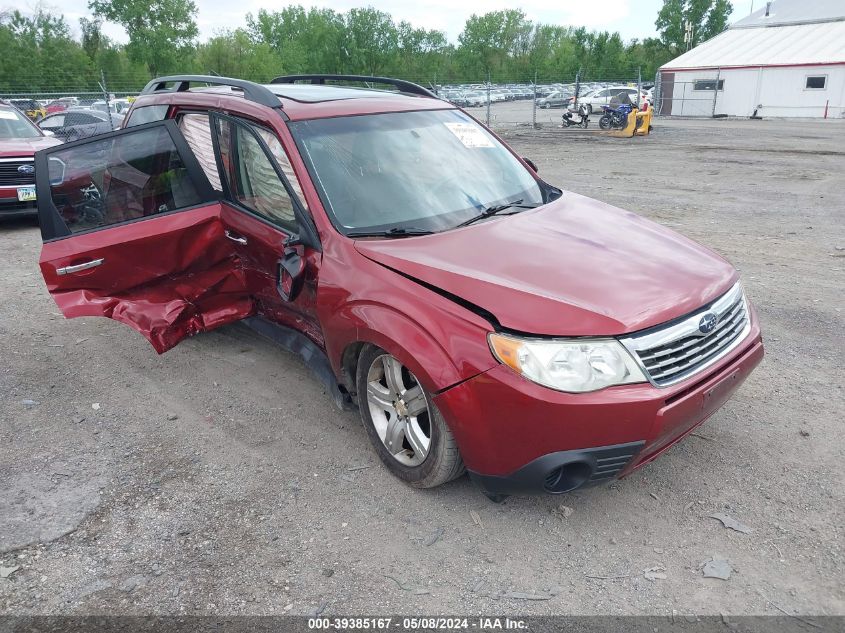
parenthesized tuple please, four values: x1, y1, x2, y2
(365, 354, 431, 467)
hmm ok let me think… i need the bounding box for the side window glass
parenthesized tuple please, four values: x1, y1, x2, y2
(42, 115, 64, 129)
(47, 125, 204, 234)
(125, 105, 169, 128)
(215, 118, 297, 232)
(251, 126, 308, 209)
(178, 113, 222, 191)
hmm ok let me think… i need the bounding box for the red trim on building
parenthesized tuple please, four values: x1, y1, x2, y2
(662, 61, 845, 72)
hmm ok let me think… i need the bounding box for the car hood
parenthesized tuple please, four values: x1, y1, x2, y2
(0, 136, 62, 157)
(354, 192, 738, 336)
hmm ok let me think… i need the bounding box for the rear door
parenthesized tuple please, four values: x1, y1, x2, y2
(35, 119, 253, 353)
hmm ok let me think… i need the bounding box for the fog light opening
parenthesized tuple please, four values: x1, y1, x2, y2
(543, 461, 592, 493)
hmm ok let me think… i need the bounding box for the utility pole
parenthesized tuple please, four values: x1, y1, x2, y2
(711, 67, 721, 117)
(532, 71, 537, 129)
(574, 69, 581, 110)
(637, 66, 642, 110)
(486, 72, 491, 127)
(98, 69, 113, 130)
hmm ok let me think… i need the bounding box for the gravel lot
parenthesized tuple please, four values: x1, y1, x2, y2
(0, 116, 843, 617)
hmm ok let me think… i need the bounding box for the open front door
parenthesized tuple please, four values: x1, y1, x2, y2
(35, 120, 254, 353)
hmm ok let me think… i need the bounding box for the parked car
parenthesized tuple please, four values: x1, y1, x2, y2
(92, 98, 133, 116)
(0, 103, 61, 219)
(33, 74, 763, 498)
(45, 97, 79, 115)
(579, 86, 647, 113)
(462, 91, 486, 107)
(536, 91, 573, 109)
(479, 89, 504, 103)
(9, 99, 47, 122)
(38, 108, 124, 141)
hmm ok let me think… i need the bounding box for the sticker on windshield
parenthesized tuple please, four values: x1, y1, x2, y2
(444, 122, 494, 148)
(0, 111, 19, 120)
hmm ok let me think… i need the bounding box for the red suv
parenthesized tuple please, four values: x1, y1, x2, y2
(33, 75, 763, 499)
(0, 103, 61, 218)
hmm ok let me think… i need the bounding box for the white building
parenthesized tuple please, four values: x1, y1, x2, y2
(658, 0, 845, 118)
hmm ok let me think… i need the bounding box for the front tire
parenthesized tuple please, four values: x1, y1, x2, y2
(599, 114, 612, 130)
(356, 346, 465, 488)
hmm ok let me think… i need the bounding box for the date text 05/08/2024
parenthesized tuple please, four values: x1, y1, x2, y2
(307, 617, 528, 630)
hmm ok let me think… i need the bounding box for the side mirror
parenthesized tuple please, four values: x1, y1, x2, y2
(277, 237, 306, 302)
(42, 129, 55, 137)
(523, 157, 538, 173)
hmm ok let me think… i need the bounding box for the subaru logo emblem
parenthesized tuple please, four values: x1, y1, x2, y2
(18, 164, 35, 175)
(698, 312, 718, 334)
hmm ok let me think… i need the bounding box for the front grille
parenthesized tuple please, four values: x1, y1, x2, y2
(0, 159, 35, 187)
(620, 283, 750, 387)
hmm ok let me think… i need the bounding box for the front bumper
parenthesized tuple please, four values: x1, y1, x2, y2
(0, 186, 37, 218)
(434, 310, 763, 496)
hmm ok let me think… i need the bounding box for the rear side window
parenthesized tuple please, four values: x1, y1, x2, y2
(40, 115, 65, 129)
(46, 124, 204, 234)
(178, 113, 222, 191)
(125, 105, 168, 128)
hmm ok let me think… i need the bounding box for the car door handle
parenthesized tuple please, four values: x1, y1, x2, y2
(225, 230, 248, 246)
(56, 258, 104, 276)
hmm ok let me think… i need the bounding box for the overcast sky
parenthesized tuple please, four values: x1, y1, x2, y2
(24, 0, 754, 44)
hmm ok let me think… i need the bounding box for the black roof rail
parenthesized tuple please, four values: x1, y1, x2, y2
(140, 75, 282, 109)
(271, 74, 438, 99)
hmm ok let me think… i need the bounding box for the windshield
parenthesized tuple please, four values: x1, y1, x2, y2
(290, 109, 544, 234)
(0, 108, 41, 139)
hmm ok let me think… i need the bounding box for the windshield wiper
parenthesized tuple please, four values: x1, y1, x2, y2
(345, 227, 435, 238)
(455, 199, 540, 228)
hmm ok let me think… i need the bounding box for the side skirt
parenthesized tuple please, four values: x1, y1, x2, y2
(242, 316, 355, 411)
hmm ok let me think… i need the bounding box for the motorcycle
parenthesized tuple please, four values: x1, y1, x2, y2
(598, 103, 633, 130)
(561, 104, 590, 128)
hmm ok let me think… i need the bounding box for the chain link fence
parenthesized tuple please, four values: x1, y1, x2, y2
(1, 76, 141, 142)
(431, 77, 648, 129)
(2, 71, 652, 137)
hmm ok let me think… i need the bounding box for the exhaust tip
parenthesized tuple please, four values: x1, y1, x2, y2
(544, 461, 592, 493)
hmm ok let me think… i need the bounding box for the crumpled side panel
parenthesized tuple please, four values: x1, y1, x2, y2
(40, 204, 254, 353)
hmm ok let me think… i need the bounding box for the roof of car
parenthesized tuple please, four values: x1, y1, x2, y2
(131, 81, 454, 122)
(263, 83, 413, 103)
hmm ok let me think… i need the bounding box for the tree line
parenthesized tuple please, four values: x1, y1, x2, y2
(0, 1, 733, 93)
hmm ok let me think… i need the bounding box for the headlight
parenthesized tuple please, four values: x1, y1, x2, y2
(488, 333, 647, 393)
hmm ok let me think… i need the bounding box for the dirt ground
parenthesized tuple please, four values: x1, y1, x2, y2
(0, 117, 843, 617)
